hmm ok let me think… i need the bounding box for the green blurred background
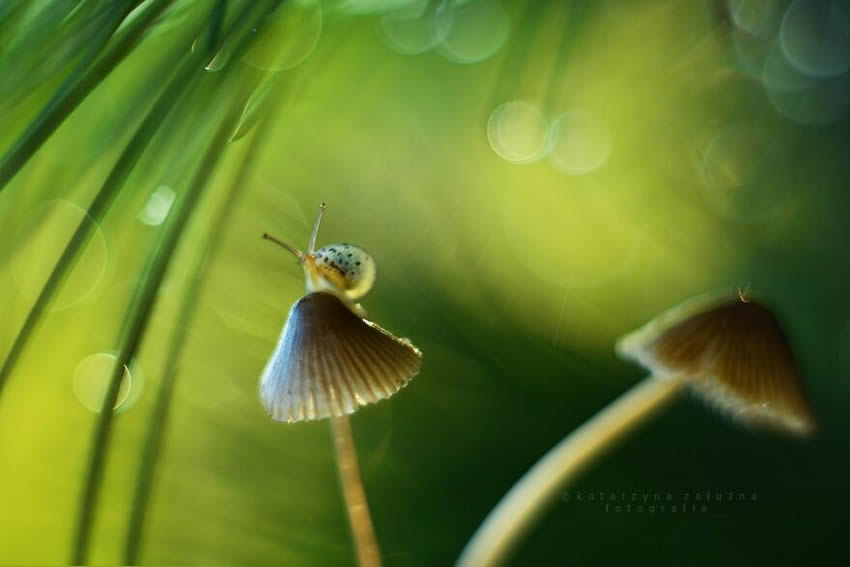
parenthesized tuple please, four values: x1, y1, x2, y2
(1, 0, 849, 565)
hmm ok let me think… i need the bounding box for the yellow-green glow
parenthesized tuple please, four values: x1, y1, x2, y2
(0, 1, 847, 565)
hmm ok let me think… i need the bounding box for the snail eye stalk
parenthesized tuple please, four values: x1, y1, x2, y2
(261, 232, 302, 259)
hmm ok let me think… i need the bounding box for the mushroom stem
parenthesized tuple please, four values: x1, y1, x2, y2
(331, 415, 382, 567)
(456, 376, 683, 567)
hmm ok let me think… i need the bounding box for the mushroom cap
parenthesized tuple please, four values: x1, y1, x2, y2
(260, 292, 422, 422)
(616, 291, 815, 435)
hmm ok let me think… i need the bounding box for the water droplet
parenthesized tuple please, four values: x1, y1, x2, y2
(72, 353, 142, 413)
(10, 200, 108, 311)
(205, 45, 231, 72)
(138, 185, 176, 226)
(549, 110, 612, 175)
(487, 101, 548, 164)
(192, 37, 232, 72)
(243, 0, 323, 71)
(438, 0, 510, 64)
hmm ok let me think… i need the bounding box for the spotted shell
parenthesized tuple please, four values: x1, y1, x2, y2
(313, 243, 377, 300)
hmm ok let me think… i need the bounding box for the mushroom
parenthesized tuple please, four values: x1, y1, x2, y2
(457, 289, 815, 567)
(616, 289, 814, 434)
(262, 203, 422, 567)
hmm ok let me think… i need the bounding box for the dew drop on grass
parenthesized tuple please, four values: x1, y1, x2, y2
(72, 353, 142, 413)
(191, 37, 231, 72)
(205, 45, 231, 72)
(242, 0, 322, 71)
(138, 185, 176, 226)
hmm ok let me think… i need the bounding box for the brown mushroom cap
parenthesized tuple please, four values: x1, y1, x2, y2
(616, 292, 815, 435)
(260, 292, 422, 422)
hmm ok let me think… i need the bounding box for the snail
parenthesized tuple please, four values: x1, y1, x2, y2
(259, 203, 422, 422)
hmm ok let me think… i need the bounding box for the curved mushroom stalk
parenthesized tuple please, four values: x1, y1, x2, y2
(456, 377, 681, 567)
(457, 290, 815, 567)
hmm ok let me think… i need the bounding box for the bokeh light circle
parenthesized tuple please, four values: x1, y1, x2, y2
(728, 0, 781, 37)
(243, 0, 323, 71)
(732, 27, 772, 76)
(438, 0, 510, 64)
(72, 353, 142, 413)
(548, 110, 612, 176)
(701, 123, 773, 222)
(10, 200, 108, 311)
(762, 43, 850, 125)
(780, 0, 850, 78)
(487, 101, 548, 164)
(380, 0, 452, 55)
(700, 122, 808, 223)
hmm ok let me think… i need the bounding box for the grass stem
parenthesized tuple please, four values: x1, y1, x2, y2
(0, 0, 175, 191)
(122, 82, 278, 564)
(69, 23, 267, 559)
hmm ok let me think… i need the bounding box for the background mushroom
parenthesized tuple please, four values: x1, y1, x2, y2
(457, 289, 815, 567)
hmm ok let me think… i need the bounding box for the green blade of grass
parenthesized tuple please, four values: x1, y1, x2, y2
(0, 0, 269, 398)
(122, 80, 281, 564)
(230, 72, 282, 142)
(0, 1, 94, 98)
(0, 0, 173, 191)
(70, 5, 283, 561)
(0, 14, 215, 398)
(70, 93, 244, 566)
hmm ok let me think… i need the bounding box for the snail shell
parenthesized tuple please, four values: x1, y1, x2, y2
(311, 243, 377, 300)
